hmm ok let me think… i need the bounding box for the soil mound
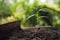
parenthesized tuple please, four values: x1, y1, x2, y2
(0, 21, 60, 40)
(8, 27, 60, 40)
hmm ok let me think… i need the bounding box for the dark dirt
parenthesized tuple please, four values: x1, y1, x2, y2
(0, 21, 60, 40)
(4, 27, 60, 40)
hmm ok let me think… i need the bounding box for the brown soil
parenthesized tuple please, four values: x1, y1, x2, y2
(0, 27, 60, 40)
(0, 21, 60, 40)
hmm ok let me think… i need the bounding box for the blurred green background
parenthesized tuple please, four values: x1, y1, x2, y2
(0, 0, 60, 27)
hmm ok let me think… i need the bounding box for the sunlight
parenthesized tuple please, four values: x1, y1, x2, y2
(40, 0, 46, 3)
(29, 0, 34, 4)
(9, 0, 13, 4)
(17, 0, 20, 2)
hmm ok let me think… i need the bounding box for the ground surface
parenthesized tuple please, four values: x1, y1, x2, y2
(5, 27, 60, 40)
(0, 21, 60, 40)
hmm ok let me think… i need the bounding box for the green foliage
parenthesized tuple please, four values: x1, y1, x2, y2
(24, 3, 60, 27)
(55, 0, 60, 8)
(0, 0, 11, 18)
(0, 0, 60, 27)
